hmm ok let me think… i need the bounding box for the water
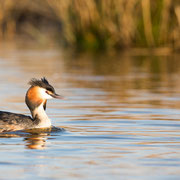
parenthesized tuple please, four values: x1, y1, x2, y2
(0, 44, 180, 179)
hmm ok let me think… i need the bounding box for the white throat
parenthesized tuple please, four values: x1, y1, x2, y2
(32, 103, 51, 128)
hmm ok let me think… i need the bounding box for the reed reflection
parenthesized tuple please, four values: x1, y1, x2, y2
(63, 53, 180, 110)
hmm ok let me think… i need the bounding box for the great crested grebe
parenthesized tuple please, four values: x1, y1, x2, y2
(0, 78, 63, 133)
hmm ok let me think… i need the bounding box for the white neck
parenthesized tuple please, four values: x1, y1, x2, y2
(31, 103, 51, 128)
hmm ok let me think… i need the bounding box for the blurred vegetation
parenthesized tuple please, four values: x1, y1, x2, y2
(0, 0, 179, 52)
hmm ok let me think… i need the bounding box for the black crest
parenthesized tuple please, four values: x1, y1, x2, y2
(29, 77, 55, 93)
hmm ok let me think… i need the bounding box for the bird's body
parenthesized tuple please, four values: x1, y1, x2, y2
(0, 111, 33, 132)
(0, 78, 62, 133)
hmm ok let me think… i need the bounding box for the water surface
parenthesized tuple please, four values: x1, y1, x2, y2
(0, 45, 180, 179)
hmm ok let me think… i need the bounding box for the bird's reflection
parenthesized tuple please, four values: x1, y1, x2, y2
(0, 131, 48, 149)
(24, 134, 48, 149)
(0, 126, 64, 149)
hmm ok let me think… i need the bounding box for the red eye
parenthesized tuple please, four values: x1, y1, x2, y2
(46, 91, 50, 95)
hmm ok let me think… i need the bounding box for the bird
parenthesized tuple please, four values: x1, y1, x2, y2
(0, 78, 63, 133)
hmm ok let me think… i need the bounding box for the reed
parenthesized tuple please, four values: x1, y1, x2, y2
(0, 0, 179, 51)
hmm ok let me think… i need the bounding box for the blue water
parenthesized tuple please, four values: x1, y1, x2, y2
(0, 46, 180, 179)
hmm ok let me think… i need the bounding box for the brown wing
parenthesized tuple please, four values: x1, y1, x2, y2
(0, 111, 33, 133)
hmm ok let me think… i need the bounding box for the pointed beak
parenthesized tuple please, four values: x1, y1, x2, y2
(51, 93, 64, 99)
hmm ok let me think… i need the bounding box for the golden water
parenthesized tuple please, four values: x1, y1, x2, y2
(0, 45, 180, 179)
